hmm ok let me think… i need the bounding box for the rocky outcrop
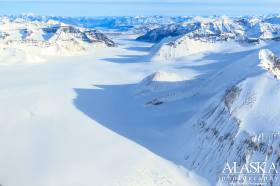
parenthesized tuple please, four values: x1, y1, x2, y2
(259, 49, 280, 79)
(0, 19, 116, 58)
(137, 16, 280, 44)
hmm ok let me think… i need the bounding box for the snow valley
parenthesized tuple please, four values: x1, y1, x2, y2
(2, 14, 280, 186)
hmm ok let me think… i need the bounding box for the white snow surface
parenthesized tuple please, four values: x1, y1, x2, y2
(3, 15, 280, 186)
(228, 74, 280, 133)
(0, 32, 209, 186)
(151, 35, 252, 61)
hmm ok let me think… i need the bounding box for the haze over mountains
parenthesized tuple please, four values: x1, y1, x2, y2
(1, 1, 280, 16)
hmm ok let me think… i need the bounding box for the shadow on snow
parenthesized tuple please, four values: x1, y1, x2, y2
(73, 47, 262, 178)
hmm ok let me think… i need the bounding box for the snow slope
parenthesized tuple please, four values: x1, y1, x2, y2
(153, 43, 280, 185)
(133, 33, 280, 185)
(0, 33, 209, 186)
(150, 35, 248, 60)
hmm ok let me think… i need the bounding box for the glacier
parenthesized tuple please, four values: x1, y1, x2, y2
(1, 14, 280, 186)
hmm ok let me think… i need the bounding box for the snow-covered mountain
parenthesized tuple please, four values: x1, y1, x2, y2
(132, 36, 280, 185)
(6, 14, 192, 35)
(150, 35, 248, 60)
(0, 16, 116, 63)
(137, 15, 280, 60)
(181, 49, 280, 185)
(138, 15, 280, 43)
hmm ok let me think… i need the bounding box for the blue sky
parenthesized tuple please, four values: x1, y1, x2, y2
(0, 0, 280, 16)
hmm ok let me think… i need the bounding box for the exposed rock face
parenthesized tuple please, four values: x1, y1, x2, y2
(135, 16, 280, 61)
(259, 49, 280, 79)
(150, 34, 245, 61)
(0, 18, 117, 63)
(183, 83, 280, 185)
(137, 24, 192, 42)
(0, 18, 116, 57)
(84, 30, 116, 47)
(137, 16, 280, 44)
(0, 32, 9, 39)
(224, 86, 242, 112)
(37, 25, 115, 47)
